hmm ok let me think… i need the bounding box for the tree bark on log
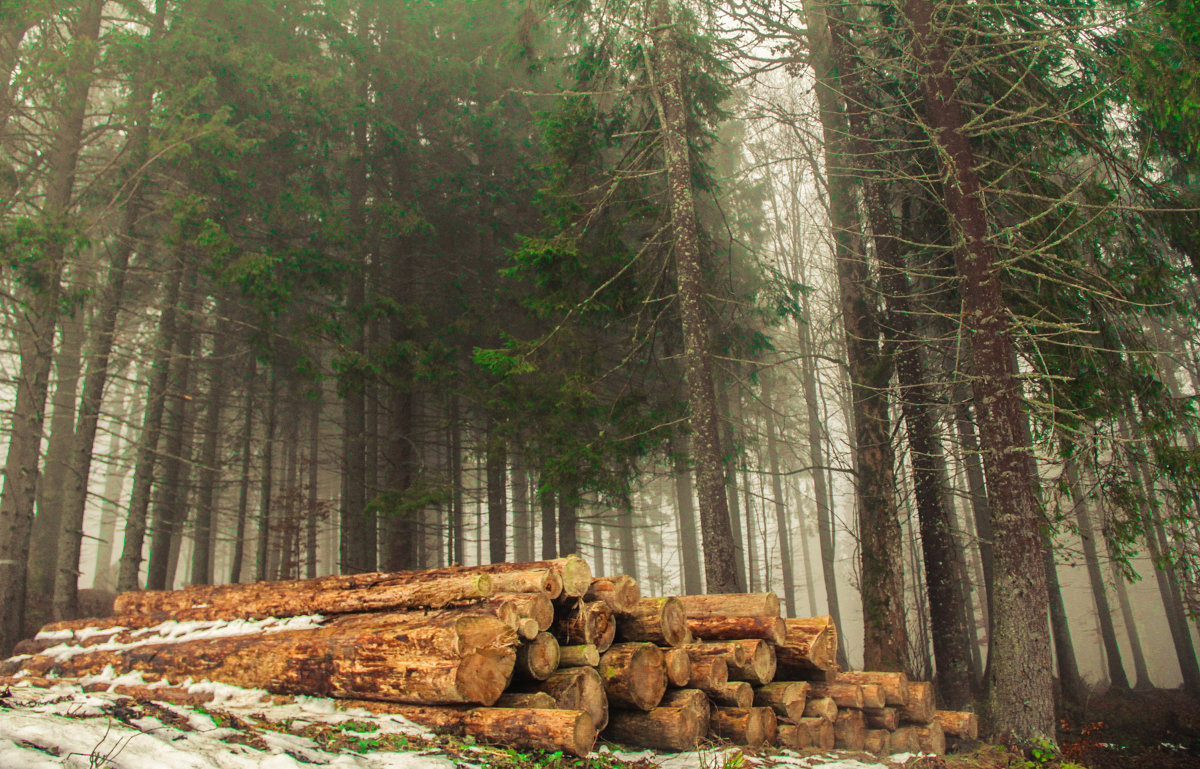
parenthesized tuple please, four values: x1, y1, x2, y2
(778, 722, 811, 750)
(753, 681, 808, 724)
(658, 688, 711, 723)
(515, 632, 560, 681)
(837, 671, 909, 706)
(553, 601, 615, 652)
(676, 593, 780, 618)
(467, 557, 592, 598)
(888, 726, 920, 753)
(806, 681, 864, 709)
(605, 707, 704, 750)
(711, 681, 754, 708)
(864, 729, 888, 754)
(559, 644, 600, 668)
(494, 691, 556, 709)
(113, 569, 494, 619)
(350, 704, 597, 756)
(775, 618, 837, 674)
(863, 707, 900, 730)
(707, 640, 775, 685)
(710, 707, 776, 747)
(483, 569, 563, 599)
(799, 716, 836, 751)
(526, 666, 608, 731)
(834, 708, 866, 750)
(585, 577, 639, 614)
(936, 709, 978, 739)
(916, 721, 946, 754)
(487, 594, 554, 632)
(901, 680, 936, 723)
(597, 643, 666, 711)
(681, 641, 747, 668)
(663, 647, 691, 687)
(685, 656, 728, 696)
(685, 616, 785, 645)
(615, 597, 689, 647)
(802, 696, 837, 722)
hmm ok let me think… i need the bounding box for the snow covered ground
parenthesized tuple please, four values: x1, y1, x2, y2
(0, 676, 919, 769)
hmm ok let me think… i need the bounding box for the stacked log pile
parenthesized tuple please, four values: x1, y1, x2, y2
(1, 556, 976, 758)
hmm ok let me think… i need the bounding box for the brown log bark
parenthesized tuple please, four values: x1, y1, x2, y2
(676, 593, 780, 618)
(834, 708, 866, 751)
(888, 726, 920, 753)
(681, 641, 747, 668)
(658, 688, 711, 723)
(778, 722, 812, 750)
(351, 704, 596, 756)
(553, 601, 615, 653)
(718, 640, 776, 685)
(515, 632, 560, 681)
(806, 681, 864, 709)
(802, 696, 837, 722)
(864, 729, 889, 754)
(525, 666, 608, 731)
(901, 680, 936, 723)
(487, 593, 555, 632)
(663, 647, 691, 687)
(776, 618, 838, 675)
(485, 569, 563, 599)
(597, 643, 666, 711)
(605, 707, 704, 751)
(935, 710, 979, 739)
(710, 681, 753, 708)
(685, 616, 785, 645)
(685, 657, 728, 696)
(799, 716, 836, 751)
(559, 644, 600, 668)
(753, 681, 808, 724)
(468, 557, 592, 597)
(710, 707, 776, 747)
(585, 576, 639, 614)
(863, 707, 901, 730)
(859, 683, 886, 710)
(916, 721, 946, 754)
(494, 691, 556, 709)
(837, 671, 909, 706)
(615, 597, 689, 647)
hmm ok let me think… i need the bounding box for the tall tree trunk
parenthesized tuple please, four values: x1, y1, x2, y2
(306, 389, 322, 579)
(92, 377, 133, 590)
(189, 312, 234, 586)
(382, 385, 416, 571)
(721, 388, 748, 588)
(591, 516, 605, 576)
(800, 0, 906, 671)
(1108, 538, 1153, 690)
(1064, 451, 1129, 690)
(763, 381, 797, 617)
(512, 448, 532, 562)
(0, 0, 103, 653)
(558, 491, 578, 557)
(672, 441, 704, 594)
(900, 0, 1055, 738)
(449, 395, 465, 565)
(954, 388, 994, 626)
(539, 483, 557, 560)
(647, 1, 741, 592)
(229, 362, 256, 583)
(617, 494, 638, 581)
(486, 426, 507, 564)
(255, 365, 279, 582)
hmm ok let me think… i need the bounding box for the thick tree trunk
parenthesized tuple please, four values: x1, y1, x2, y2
(91, 379, 133, 589)
(605, 707, 704, 750)
(486, 425, 507, 565)
(229, 361, 256, 583)
(381, 386, 416, 571)
(512, 449, 532, 563)
(306, 389, 321, 579)
(189, 313, 234, 586)
(254, 365, 279, 582)
(671, 444, 704, 594)
(616, 496, 639, 581)
(539, 483, 557, 560)
(763, 380, 796, 617)
(899, 0, 1055, 741)
(647, 2, 741, 593)
(558, 491, 578, 557)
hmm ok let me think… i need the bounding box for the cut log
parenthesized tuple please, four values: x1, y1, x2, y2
(862, 706, 900, 731)
(663, 647, 691, 687)
(597, 642, 666, 711)
(112, 568, 494, 619)
(901, 680, 936, 723)
(681, 641, 747, 668)
(349, 704, 597, 756)
(833, 708, 866, 751)
(6, 612, 517, 706)
(859, 683, 886, 710)
(798, 716, 835, 751)
(485, 569, 563, 599)
(517, 618, 541, 640)
(584, 576, 640, 614)
(887, 726, 920, 753)
(469, 557, 592, 598)
(806, 681, 864, 709)
(777, 722, 811, 750)
(554, 601, 615, 652)
(605, 707, 704, 750)
(837, 670, 909, 707)
(801, 695, 837, 722)
(711, 681, 754, 708)
(558, 644, 600, 668)
(494, 691, 556, 709)
(515, 631, 560, 681)
(686, 657, 728, 696)
(724, 639, 776, 685)
(915, 720, 946, 754)
(528, 666, 608, 731)
(710, 707, 776, 747)
(753, 681, 808, 724)
(615, 597, 689, 647)
(488, 593, 555, 632)
(775, 617, 837, 675)
(864, 728, 889, 754)
(935, 709, 978, 739)
(676, 593, 780, 618)
(685, 616, 785, 646)
(658, 688, 711, 723)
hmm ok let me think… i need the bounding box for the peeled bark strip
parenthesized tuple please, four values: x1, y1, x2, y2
(686, 657, 728, 696)
(710, 707, 776, 747)
(529, 666, 609, 731)
(916, 721, 946, 754)
(864, 729, 889, 754)
(515, 631, 560, 681)
(659, 688, 711, 723)
(901, 680, 936, 723)
(605, 707, 704, 751)
(113, 569, 494, 619)
(776, 617, 838, 675)
(712, 681, 753, 708)
(616, 597, 689, 647)
(585, 576, 640, 614)
(863, 707, 900, 730)
(495, 691, 556, 709)
(802, 695, 837, 722)
(888, 726, 920, 753)
(753, 681, 808, 724)
(470, 557, 592, 598)
(725, 640, 776, 685)
(837, 671, 909, 707)
(834, 708, 866, 750)
(597, 643, 666, 711)
(487, 593, 554, 631)
(807, 680, 864, 709)
(663, 648, 691, 687)
(936, 709, 979, 739)
(559, 644, 600, 668)
(676, 593, 780, 618)
(799, 716, 836, 751)
(685, 616, 785, 645)
(778, 722, 812, 750)
(351, 704, 597, 756)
